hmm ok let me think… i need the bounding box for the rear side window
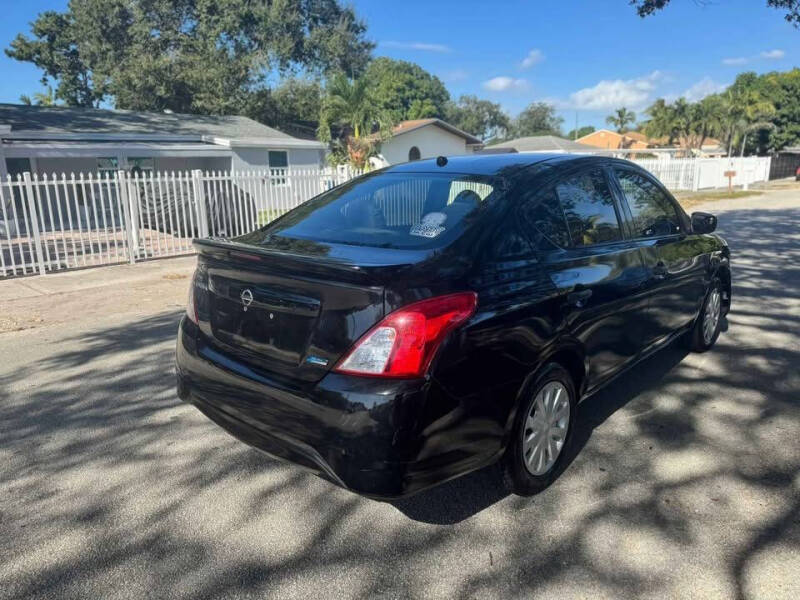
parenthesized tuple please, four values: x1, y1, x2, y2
(615, 170, 682, 237)
(556, 169, 622, 246)
(520, 191, 571, 250)
(261, 173, 497, 249)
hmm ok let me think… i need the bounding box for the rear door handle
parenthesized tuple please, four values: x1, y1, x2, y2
(567, 288, 593, 308)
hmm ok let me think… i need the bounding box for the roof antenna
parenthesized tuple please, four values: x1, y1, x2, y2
(436, 156, 448, 167)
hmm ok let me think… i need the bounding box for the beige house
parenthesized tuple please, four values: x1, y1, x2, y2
(373, 119, 482, 166)
(577, 129, 651, 150)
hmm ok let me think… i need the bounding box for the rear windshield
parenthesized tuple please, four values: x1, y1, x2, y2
(260, 172, 499, 249)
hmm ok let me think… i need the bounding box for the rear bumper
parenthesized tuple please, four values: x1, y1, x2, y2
(175, 316, 493, 498)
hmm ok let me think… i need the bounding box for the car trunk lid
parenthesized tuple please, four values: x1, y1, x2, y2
(193, 237, 428, 384)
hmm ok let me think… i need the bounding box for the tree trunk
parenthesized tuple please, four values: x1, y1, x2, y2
(740, 131, 748, 157)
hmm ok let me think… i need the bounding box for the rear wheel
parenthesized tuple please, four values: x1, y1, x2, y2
(687, 278, 722, 352)
(502, 363, 577, 496)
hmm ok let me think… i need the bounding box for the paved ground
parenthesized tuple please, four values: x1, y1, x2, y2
(1, 187, 799, 599)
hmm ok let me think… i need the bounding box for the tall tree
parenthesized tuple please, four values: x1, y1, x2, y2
(630, 0, 800, 27)
(445, 95, 510, 141)
(363, 57, 450, 122)
(606, 107, 636, 133)
(6, 0, 373, 112)
(509, 102, 563, 138)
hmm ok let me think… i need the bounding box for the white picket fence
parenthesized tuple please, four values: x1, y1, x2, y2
(628, 156, 772, 191)
(0, 167, 361, 278)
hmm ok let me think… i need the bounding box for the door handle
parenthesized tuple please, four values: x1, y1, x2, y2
(566, 288, 593, 308)
(653, 261, 668, 280)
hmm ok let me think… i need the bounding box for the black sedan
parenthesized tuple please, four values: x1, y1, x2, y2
(175, 154, 730, 498)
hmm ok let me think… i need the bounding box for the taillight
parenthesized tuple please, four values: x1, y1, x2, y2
(334, 292, 477, 378)
(186, 275, 198, 324)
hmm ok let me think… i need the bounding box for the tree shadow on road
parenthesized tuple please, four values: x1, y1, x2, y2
(0, 206, 798, 599)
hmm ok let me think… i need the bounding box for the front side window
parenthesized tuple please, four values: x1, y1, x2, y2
(615, 170, 681, 238)
(555, 169, 621, 246)
(259, 172, 498, 250)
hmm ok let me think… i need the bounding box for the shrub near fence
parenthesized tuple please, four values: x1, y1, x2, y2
(0, 156, 771, 279)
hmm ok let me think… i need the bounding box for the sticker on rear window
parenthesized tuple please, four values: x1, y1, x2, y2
(410, 212, 447, 238)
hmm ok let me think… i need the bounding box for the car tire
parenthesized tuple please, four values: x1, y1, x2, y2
(687, 278, 723, 352)
(502, 363, 577, 496)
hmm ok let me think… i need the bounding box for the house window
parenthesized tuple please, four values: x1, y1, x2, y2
(269, 150, 289, 185)
(408, 146, 421, 161)
(5, 158, 31, 178)
(97, 157, 119, 178)
(128, 157, 155, 175)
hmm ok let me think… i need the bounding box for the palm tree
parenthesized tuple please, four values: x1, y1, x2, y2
(643, 99, 678, 145)
(19, 86, 57, 106)
(691, 95, 724, 150)
(718, 88, 774, 156)
(317, 74, 393, 168)
(606, 107, 636, 133)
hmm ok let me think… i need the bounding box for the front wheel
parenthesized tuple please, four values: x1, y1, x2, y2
(687, 278, 722, 352)
(502, 363, 577, 496)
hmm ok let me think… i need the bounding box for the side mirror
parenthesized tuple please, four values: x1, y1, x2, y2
(691, 211, 717, 234)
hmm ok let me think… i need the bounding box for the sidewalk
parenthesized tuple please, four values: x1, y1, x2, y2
(0, 255, 197, 333)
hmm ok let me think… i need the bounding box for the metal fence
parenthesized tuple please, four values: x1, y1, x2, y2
(0, 156, 773, 279)
(0, 167, 362, 278)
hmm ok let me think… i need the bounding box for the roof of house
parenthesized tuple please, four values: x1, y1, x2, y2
(389, 119, 482, 145)
(489, 135, 597, 153)
(0, 103, 324, 148)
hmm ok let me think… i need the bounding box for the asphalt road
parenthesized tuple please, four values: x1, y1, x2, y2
(1, 188, 798, 600)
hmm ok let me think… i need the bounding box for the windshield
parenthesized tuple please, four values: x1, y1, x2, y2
(260, 172, 499, 249)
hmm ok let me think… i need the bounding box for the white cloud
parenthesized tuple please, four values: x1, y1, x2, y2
(380, 41, 452, 53)
(682, 77, 727, 102)
(722, 57, 749, 66)
(482, 76, 530, 92)
(568, 71, 663, 110)
(723, 50, 784, 65)
(520, 49, 544, 69)
(761, 49, 785, 59)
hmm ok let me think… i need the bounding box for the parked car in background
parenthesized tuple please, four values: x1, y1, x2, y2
(795, 165, 800, 181)
(175, 154, 731, 498)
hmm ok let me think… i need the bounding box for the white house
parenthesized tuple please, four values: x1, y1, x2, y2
(374, 119, 482, 166)
(0, 103, 326, 180)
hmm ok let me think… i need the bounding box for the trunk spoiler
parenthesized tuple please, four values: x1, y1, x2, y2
(193, 237, 423, 284)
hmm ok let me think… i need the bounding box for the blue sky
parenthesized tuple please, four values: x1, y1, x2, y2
(1, 0, 799, 130)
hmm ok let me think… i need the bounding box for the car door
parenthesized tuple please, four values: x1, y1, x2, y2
(610, 166, 708, 346)
(519, 165, 650, 389)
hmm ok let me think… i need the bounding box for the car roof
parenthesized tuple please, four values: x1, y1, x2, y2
(382, 153, 606, 177)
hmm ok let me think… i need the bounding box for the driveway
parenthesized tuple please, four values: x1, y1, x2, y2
(1, 188, 798, 599)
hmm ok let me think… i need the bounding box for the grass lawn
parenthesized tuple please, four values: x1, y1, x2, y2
(673, 189, 763, 211)
(257, 208, 289, 226)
